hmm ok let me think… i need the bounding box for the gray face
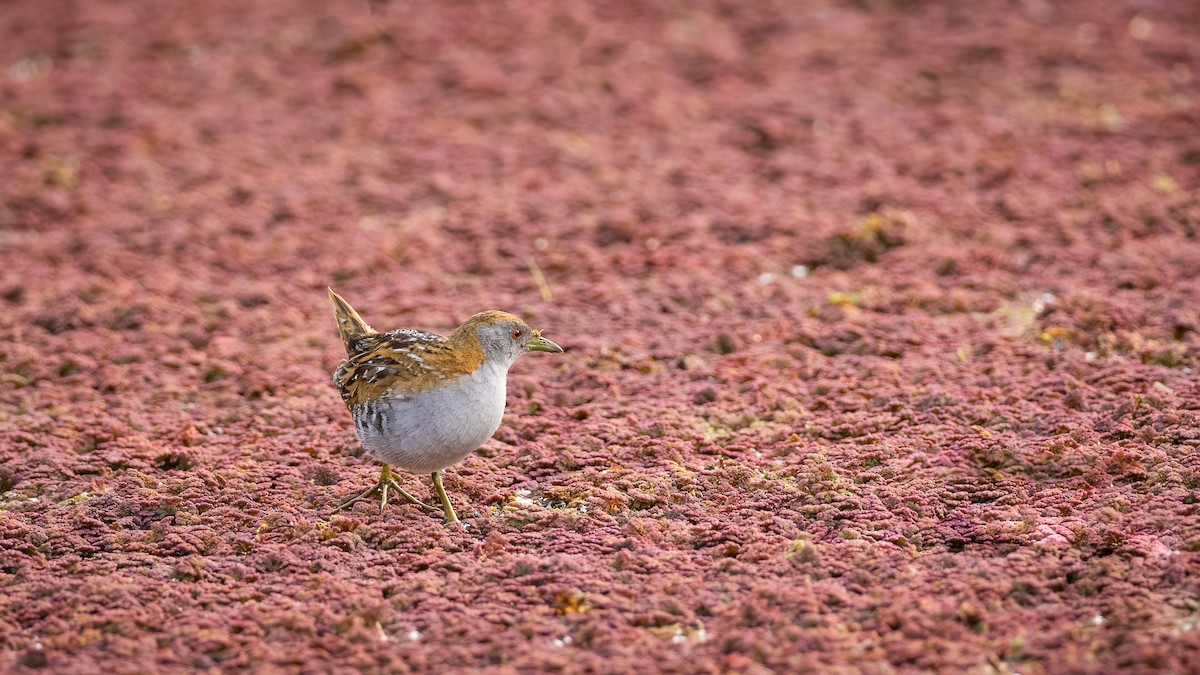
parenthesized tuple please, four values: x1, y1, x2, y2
(476, 320, 535, 367)
(475, 319, 563, 368)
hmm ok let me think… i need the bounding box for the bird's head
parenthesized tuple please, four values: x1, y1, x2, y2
(456, 310, 563, 368)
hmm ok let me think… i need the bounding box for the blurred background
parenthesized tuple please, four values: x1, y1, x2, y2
(2, 0, 1199, 672)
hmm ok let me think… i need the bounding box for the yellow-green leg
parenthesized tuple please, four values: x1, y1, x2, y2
(431, 470, 458, 523)
(333, 464, 436, 515)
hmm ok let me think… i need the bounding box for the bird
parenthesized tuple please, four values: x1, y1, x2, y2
(327, 289, 563, 523)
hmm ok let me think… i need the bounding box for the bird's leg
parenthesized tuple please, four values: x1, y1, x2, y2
(333, 464, 436, 515)
(380, 463, 438, 512)
(431, 470, 458, 523)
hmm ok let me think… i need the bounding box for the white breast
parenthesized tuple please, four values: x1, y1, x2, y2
(354, 361, 508, 474)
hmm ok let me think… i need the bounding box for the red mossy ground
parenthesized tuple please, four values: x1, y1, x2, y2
(2, 0, 1200, 672)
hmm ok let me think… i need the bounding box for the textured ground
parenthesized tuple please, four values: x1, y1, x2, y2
(2, 0, 1200, 672)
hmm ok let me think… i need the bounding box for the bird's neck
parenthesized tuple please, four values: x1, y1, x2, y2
(443, 328, 486, 373)
(469, 356, 511, 387)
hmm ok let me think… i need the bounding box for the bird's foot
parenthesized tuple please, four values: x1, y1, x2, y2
(332, 465, 437, 516)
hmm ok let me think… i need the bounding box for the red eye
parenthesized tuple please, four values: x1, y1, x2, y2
(511, 329, 523, 340)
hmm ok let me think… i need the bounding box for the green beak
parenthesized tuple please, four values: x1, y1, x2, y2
(527, 334, 563, 353)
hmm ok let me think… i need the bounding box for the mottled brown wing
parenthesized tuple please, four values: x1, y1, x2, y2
(333, 329, 467, 408)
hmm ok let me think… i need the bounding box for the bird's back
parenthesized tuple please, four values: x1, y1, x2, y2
(333, 328, 457, 408)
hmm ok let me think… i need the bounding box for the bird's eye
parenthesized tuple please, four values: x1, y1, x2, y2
(511, 329, 523, 340)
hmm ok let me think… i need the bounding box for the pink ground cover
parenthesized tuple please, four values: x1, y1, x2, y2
(2, 0, 1199, 672)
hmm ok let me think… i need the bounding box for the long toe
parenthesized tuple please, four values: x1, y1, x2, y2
(386, 479, 438, 511)
(332, 482, 381, 514)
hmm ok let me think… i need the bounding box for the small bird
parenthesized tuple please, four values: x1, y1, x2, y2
(327, 289, 563, 523)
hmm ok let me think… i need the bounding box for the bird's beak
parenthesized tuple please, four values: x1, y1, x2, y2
(527, 331, 563, 353)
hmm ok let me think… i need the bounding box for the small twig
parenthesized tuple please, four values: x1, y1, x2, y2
(525, 255, 552, 302)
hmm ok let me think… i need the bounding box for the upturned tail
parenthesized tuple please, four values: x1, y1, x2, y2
(328, 288, 375, 356)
